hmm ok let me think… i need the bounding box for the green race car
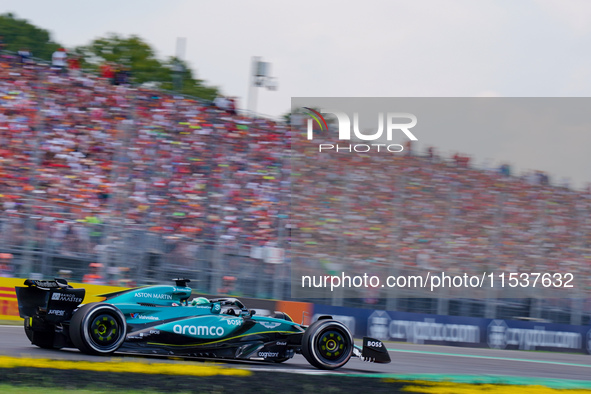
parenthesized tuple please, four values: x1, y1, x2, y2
(16, 278, 390, 370)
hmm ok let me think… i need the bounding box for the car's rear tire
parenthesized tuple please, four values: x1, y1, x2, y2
(301, 319, 353, 370)
(70, 303, 126, 355)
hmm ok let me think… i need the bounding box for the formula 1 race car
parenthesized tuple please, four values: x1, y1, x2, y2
(15, 278, 390, 370)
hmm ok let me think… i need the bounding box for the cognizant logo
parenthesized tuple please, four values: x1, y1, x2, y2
(303, 107, 418, 153)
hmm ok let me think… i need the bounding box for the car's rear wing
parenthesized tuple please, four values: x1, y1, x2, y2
(15, 278, 85, 323)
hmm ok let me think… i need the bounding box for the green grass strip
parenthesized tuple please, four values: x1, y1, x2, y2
(0, 384, 168, 394)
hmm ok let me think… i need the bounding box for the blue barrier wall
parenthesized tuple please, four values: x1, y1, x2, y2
(312, 304, 591, 354)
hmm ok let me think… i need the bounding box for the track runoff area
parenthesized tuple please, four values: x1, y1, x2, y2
(1, 325, 591, 392)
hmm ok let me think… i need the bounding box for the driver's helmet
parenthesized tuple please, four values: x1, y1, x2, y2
(190, 297, 210, 306)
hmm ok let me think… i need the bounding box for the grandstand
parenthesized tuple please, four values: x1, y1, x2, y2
(0, 51, 589, 325)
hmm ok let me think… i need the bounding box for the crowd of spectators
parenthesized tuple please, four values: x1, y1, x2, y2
(0, 51, 590, 297)
(0, 53, 289, 278)
(291, 126, 591, 296)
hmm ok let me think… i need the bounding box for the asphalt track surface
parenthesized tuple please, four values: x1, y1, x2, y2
(1, 325, 591, 382)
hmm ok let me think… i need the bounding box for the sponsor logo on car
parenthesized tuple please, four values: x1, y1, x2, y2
(51, 293, 83, 303)
(276, 341, 287, 346)
(47, 309, 65, 316)
(258, 351, 279, 358)
(226, 319, 242, 326)
(260, 322, 281, 329)
(34, 280, 60, 288)
(130, 313, 159, 321)
(173, 324, 225, 337)
(134, 293, 173, 300)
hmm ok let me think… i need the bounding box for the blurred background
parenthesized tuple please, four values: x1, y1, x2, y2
(0, 2, 590, 327)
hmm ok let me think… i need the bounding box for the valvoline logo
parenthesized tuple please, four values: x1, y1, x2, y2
(130, 313, 159, 321)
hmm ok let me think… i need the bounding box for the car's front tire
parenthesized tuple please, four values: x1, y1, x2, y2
(301, 319, 353, 370)
(70, 303, 126, 355)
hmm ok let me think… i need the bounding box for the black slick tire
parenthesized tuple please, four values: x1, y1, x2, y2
(301, 319, 353, 370)
(69, 303, 126, 355)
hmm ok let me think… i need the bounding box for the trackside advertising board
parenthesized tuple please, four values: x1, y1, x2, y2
(312, 304, 591, 355)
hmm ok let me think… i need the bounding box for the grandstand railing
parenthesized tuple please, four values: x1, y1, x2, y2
(1, 207, 588, 325)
